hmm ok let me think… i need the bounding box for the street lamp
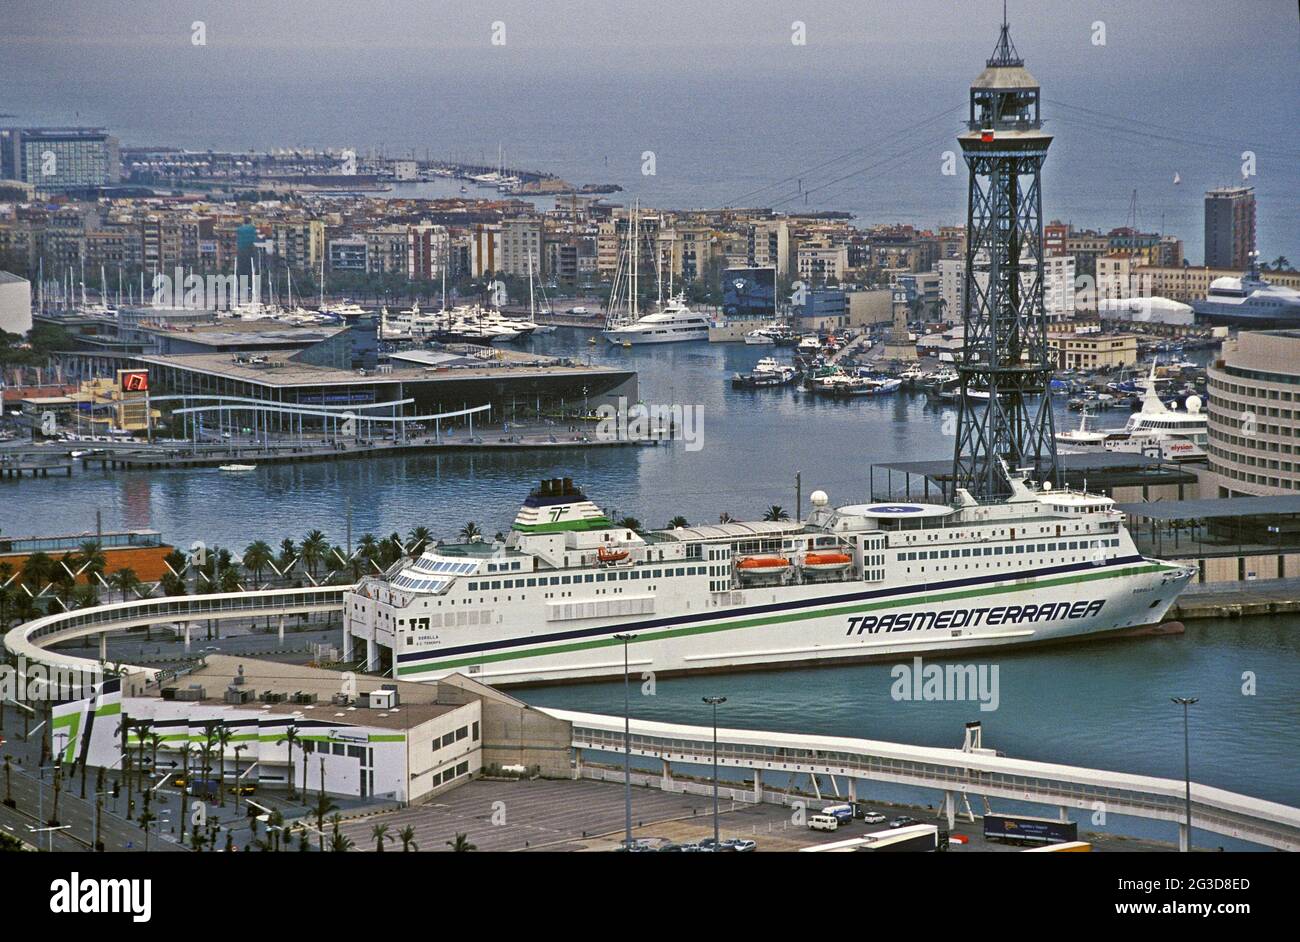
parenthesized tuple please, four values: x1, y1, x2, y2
(703, 695, 727, 845)
(613, 633, 637, 850)
(1171, 696, 1198, 852)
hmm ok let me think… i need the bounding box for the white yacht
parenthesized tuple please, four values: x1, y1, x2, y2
(344, 471, 1194, 686)
(603, 296, 711, 344)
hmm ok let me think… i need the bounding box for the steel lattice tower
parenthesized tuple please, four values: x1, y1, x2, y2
(951, 13, 1059, 500)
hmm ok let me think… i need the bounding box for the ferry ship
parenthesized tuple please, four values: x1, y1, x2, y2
(345, 472, 1194, 686)
(1192, 261, 1300, 328)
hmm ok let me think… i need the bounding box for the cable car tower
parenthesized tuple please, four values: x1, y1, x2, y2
(952, 10, 1059, 499)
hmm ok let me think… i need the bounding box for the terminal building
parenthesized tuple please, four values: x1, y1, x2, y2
(46, 314, 637, 438)
(53, 656, 571, 803)
(1203, 329, 1300, 497)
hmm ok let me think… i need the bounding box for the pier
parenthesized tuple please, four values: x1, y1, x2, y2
(0, 454, 74, 478)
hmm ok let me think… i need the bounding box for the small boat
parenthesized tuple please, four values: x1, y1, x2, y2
(219, 464, 257, 472)
(737, 556, 790, 573)
(802, 552, 853, 571)
(596, 546, 629, 563)
(744, 329, 776, 345)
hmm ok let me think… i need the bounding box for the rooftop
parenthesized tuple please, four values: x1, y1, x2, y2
(1116, 496, 1300, 521)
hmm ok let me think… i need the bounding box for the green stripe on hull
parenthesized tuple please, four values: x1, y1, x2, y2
(397, 563, 1173, 676)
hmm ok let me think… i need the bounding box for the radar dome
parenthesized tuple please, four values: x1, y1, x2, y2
(1186, 395, 1202, 414)
(810, 490, 829, 507)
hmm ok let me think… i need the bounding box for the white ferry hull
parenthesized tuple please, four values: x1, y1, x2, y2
(378, 559, 1191, 686)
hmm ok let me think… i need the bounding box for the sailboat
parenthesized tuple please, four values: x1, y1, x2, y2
(602, 201, 710, 345)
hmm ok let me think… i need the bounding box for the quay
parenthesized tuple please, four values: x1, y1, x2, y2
(1171, 577, 1300, 620)
(78, 430, 646, 471)
(0, 453, 73, 478)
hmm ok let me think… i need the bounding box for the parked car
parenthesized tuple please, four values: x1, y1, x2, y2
(722, 838, 757, 853)
(889, 815, 920, 829)
(679, 842, 702, 852)
(860, 811, 887, 824)
(658, 843, 683, 852)
(698, 838, 735, 852)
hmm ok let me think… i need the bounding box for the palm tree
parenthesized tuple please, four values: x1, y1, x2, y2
(138, 808, 156, 851)
(458, 522, 482, 542)
(108, 567, 140, 603)
(114, 713, 133, 819)
(277, 724, 302, 800)
(398, 824, 419, 852)
(328, 813, 354, 852)
(616, 516, 642, 532)
(311, 789, 339, 851)
(276, 538, 298, 576)
(20, 551, 56, 593)
(406, 525, 433, 556)
(231, 743, 248, 813)
(446, 832, 477, 852)
(214, 726, 232, 806)
(371, 822, 393, 852)
(762, 505, 790, 521)
(75, 540, 106, 585)
(218, 565, 242, 593)
(1270, 255, 1291, 271)
(242, 541, 273, 583)
(301, 530, 329, 577)
(356, 533, 379, 575)
(667, 515, 689, 529)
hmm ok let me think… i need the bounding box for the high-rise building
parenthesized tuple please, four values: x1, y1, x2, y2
(1204, 185, 1255, 270)
(0, 127, 120, 193)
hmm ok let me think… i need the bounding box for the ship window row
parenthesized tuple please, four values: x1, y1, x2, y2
(466, 567, 703, 591)
(485, 561, 522, 573)
(900, 539, 1117, 561)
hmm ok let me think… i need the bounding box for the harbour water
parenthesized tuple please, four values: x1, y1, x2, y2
(4, 331, 1298, 836)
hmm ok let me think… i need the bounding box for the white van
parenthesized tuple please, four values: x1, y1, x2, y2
(808, 814, 840, 832)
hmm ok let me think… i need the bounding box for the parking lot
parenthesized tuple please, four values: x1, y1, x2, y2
(336, 777, 1174, 852)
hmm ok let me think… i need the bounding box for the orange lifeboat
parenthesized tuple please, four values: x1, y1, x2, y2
(597, 546, 630, 564)
(737, 556, 791, 571)
(802, 552, 853, 571)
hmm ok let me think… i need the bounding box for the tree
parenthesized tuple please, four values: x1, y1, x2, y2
(458, 522, 482, 542)
(762, 505, 790, 521)
(75, 541, 106, 585)
(398, 824, 419, 852)
(1270, 255, 1291, 272)
(406, 525, 433, 556)
(108, 567, 141, 603)
(667, 516, 689, 529)
(276, 538, 298, 576)
(371, 822, 392, 852)
(138, 808, 156, 851)
(301, 530, 329, 577)
(217, 566, 242, 593)
(160, 572, 187, 596)
(616, 516, 642, 532)
(241, 541, 273, 583)
(20, 551, 56, 591)
(214, 726, 232, 806)
(328, 813, 353, 852)
(311, 789, 339, 852)
(277, 724, 302, 800)
(446, 832, 477, 852)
